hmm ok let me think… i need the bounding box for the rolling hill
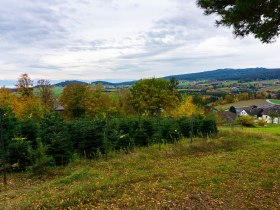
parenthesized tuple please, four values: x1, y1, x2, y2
(52, 68, 280, 87)
(164, 68, 280, 81)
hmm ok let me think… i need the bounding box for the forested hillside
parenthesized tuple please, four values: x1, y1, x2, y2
(165, 68, 280, 81)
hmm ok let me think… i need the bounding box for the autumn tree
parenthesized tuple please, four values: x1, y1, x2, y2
(197, 0, 280, 43)
(0, 87, 15, 111)
(170, 96, 204, 118)
(13, 74, 43, 120)
(16, 73, 33, 97)
(36, 79, 55, 112)
(116, 88, 136, 116)
(130, 78, 179, 116)
(12, 96, 43, 120)
(60, 84, 88, 119)
(83, 84, 116, 118)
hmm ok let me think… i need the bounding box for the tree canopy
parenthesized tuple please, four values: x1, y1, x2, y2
(197, 0, 280, 43)
(130, 78, 179, 116)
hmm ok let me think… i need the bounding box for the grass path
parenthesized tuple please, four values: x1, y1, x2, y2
(0, 130, 279, 209)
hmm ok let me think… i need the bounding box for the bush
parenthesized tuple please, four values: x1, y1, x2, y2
(20, 119, 38, 148)
(257, 119, 267, 127)
(6, 138, 32, 171)
(28, 138, 53, 175)
(40, 114, 73, 165)
(236, 116, 255, 127)
(161, 118, 181, 143)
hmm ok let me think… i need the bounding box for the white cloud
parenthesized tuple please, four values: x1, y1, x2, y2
(0, 0, 279, 82)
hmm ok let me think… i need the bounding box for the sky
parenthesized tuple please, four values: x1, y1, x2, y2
(0, 0, 280, 85)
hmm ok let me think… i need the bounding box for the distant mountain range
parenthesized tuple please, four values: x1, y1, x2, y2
(53, 68, 280, 87)
(164, 68, 280, 81)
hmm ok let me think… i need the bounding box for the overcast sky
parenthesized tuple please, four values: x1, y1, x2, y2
(0, 0, 280, 84)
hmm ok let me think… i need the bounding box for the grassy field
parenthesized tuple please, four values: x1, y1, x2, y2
(220, 124, 280, 135)
(268, 99, 280, 105)
(215, 99, 269, 109)
(0, 130, 279, 209)
(51, 86, 63, 96)
(255, 125, 280, 134)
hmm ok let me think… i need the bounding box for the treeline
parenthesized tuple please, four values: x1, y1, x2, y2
(1, 113, 217, 172)
(0, 74, 218, 174)
(165, 68, 280, 81)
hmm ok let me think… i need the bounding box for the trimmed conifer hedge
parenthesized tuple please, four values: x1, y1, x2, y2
(2, 114, 217, 170)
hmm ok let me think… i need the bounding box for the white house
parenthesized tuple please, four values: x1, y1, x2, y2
(262, 106, 280, 124)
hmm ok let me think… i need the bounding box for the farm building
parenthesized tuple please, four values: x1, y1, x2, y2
(261, 106, 280, 124)
(220, 105, 280, 124)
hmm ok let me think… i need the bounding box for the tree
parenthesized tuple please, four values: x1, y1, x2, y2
(236, 115, 255, 127)
(170, 96, 204, 118)
(0, 87, 15, 111)
(16, 74, 33, 97)
(83, 84, 115, 118)
(116, 88, 136, 116)
(229, 106, 237, 113)
(39, 114, 72, 165)
(268, 112, 278, 124)
(130, 78, 179, 116)
(197, 0, 280, 43)
(36, 80, 55, 112)
(60, 84, 88, 119)
(12, 95, 43, 120)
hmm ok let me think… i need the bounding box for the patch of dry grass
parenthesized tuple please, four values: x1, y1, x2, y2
(0, 130, 279, 209)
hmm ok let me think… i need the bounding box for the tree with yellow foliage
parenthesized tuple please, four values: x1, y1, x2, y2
(0, 87, 15, 111)
(60, 84, 88, 119)
(83, 84, 116, 118)
(170, 96, 204, 118)
(12, 95, 43, 120)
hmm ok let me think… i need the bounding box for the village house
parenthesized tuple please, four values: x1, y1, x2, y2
(261, 106, 280, 124)
(221, 105, 280, 124)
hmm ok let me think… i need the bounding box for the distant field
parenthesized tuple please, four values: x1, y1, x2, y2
(255, 125, 280, 135)
(268, 99, 280, 105)
(215, 99, 269, 109)
(220, 125, 280, 135)
(52, 86, 63, 96)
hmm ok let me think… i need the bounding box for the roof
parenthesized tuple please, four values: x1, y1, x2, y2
(258, 104, 276, 109)
(244, 107, 263, 116)
(217, 111, 237, 122)
(262, 105, 280, 115)
(55, 105, 65, 111)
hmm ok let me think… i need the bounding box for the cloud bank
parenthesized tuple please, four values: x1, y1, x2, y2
(0, 0, 279, 82)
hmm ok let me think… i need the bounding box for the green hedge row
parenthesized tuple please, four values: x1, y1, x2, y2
(1, 113, 217, 171)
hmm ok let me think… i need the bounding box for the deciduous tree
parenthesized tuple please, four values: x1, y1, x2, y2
(170, 96, 204, 118)
(60, 84, 88, 119)
(130, 78, 179, 116)
(36, 80, 55, 112)
(16, 74, 33, 97)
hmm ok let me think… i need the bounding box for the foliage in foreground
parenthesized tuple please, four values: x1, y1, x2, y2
(2, 113, 217, 171)
(0, 130, 279, 209)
